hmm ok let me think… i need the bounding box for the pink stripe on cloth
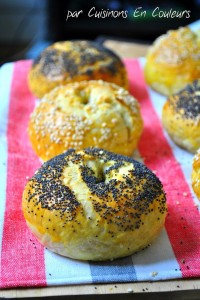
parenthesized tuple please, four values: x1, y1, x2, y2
(124, 58, 200, 278)
(0, 61, 46, 288)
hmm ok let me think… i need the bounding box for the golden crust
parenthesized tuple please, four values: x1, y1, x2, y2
(28, 40, 128, 98)
(162, 80, 200, 153)
(144, 27, 200, 96)
(28, 80, 143, 161)
(22, 148, 167, 261)
(192, 149, 200, 200)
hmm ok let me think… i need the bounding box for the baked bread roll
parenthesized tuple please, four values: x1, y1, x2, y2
(28, 80, 143, 161)
(144, 27, 200, 96)
(162, 80, 200, 153)
(22, 147, 167, 261)
(28, 40, 128, 98)
(192, 149, 200, 200)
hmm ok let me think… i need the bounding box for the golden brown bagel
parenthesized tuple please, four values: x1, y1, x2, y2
(192, 149, 200, 200)
(28, 80, 143, 161)
(28, 40, 128, 98)
(144, 27, 200, 96)
(22, 147, 167, 261)
(162, 80, 200, 153)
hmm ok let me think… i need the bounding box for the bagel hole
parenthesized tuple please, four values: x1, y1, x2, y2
(96, 166, 106, 183)
(81, 96, 88, 105)
(120, 112, 132, 141)
(79, 90, 89, 105)
(85, 159, 106, 183)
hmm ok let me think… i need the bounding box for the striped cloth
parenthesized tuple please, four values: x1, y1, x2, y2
(0, 58, 200, 289)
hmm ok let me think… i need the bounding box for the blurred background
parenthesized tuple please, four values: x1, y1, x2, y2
(0, 0, 200, 65)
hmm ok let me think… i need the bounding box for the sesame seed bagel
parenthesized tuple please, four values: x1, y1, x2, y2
(22, 147, 167, 261)
(28, 40, 128, 99)
(144, 27, 200, 96)
(162, 80, 200, 153)
(28, 80, 143, 161)
(192, 149, 200, 200)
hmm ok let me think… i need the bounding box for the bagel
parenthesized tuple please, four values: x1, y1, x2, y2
(144, 27, 200, 96)
(162, 80, 200, 153)
(192, 149, 200, 200)
(28, 40, 128, 98)
(22, 147, 167, 261)
(28, 80, 143, 161)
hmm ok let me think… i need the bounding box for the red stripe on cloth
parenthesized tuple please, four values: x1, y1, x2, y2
(0, 61, 46, 288)
(124, 58, 200, 278)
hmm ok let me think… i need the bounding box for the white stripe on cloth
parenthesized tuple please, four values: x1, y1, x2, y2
(0, 63, 14, 256)
(138, 58, 199, 209)
(131, 228, 182, 280)
(45, 249, 92, 285)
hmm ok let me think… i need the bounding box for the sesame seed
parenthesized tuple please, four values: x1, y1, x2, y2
(151, 271, 158, 277)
